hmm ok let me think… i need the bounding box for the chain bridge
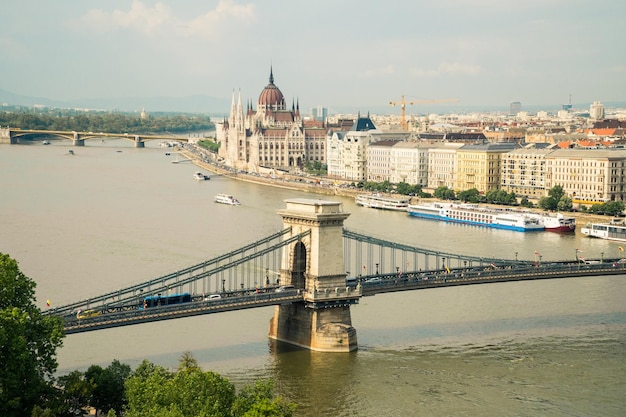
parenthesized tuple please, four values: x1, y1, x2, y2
(47, 199, 624, 351)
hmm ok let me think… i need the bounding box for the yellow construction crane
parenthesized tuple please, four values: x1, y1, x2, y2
(390, 95, 460, 130)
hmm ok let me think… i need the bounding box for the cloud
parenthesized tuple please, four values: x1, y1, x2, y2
(412, 62, 481, 77)
(182, 0, 256, 39)
(362, 65, 396, 78)
(77, 1, 173, 35)
(73, 0, 255, 39)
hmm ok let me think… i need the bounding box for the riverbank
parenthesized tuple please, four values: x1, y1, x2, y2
(180, 145, 615, 226)
(180, 146, 362, 198)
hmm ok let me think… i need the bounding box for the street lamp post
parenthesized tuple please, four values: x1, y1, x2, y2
(375, 263, 379, 275)
(515, 252, 518, 263)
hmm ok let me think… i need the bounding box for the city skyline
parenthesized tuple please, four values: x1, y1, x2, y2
(1, 1, 625, 114)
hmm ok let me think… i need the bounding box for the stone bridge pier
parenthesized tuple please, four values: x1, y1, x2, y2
(72, 132, 85, 146)
(269, 199, 360, 352)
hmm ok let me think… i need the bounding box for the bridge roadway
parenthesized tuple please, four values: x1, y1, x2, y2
(60, 260, 625, 334)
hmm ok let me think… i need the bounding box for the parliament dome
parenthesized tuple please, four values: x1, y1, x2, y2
(258, 68, 285, 108)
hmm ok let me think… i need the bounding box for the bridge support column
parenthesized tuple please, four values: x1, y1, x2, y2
(134, 135, 144, 148)
(269, 198, 359, 352)
(269, 304, 357, 352)
(72, 132, 85, 146)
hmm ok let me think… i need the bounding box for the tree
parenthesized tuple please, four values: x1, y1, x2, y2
(125, 355, 296, 417)
(604, 201, 625, 216)
(557, 196, 573, 212)
(57, 370, 94, 417)
(457, 188, 481, 203)
(0, 253, 65, 417)
(434, 186, 455, 200)
(85, 360, 131, 416)
(548, 184, 566, 202)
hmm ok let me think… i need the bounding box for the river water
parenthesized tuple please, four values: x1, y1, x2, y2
(1, 140, 625, 416)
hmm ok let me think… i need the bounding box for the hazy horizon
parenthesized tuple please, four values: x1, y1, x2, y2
(1, 1, 624, 114)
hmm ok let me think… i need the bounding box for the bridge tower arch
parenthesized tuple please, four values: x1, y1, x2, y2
(269, 198, 360, 352)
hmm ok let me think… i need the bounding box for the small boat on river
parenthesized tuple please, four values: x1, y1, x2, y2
(193, 171, 209, 181)
(214, 194, 240, 205)
(355, 193, 410, 211)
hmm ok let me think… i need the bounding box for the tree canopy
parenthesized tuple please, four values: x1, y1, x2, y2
(0, 253, 65, 417)
(0, 108, 213, 135)
(124, 354, 296, 417)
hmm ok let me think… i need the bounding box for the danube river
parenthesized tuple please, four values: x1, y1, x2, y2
(1, 140, 625, 416)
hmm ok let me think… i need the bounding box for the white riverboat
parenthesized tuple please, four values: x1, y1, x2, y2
(407, 202, 544, 232)
(355, 194, 410, 211)
(536, 212, 576, 232)
(214, 193, 241, 205)
(193, 171, 209, 181)
(581, 220, 626, 242)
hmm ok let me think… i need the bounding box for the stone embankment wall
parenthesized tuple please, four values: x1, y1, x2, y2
(180, 147, 616, 225)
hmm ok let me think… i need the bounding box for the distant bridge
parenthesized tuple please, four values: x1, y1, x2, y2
(0, 127, 189, 147)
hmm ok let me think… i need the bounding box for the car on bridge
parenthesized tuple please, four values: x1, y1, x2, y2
(275, 285, 295, 292)
(204, 294, 222, 301)
(76, 309, 100, 319)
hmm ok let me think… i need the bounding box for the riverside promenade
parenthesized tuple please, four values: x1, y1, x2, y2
(178, 144, 612, 226)
(179, 144, 361, 198)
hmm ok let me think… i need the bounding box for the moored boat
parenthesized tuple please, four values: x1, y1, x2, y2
(537, 212, 576, 232)
(581, 219, 626, 241)
(214, 193, 240, 205)
(407, 202, 544, 232)
(355, 193, 410, 211)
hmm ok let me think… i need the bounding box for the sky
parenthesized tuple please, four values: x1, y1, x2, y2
(1, 0, 625, 113)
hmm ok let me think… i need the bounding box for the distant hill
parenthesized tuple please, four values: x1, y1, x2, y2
(0, 89, 231, 115)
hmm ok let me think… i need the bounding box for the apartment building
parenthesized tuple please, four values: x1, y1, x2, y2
(427, 143, 464, 190)
(501, 146, 553, 198)
(455, 142, 520, 193)
(545, 149, 626, 202)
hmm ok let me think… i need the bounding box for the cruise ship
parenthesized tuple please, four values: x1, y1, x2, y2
(581, 220, 626, 242)
(407, 202, 544, 232)
(355, 194, 410, 211)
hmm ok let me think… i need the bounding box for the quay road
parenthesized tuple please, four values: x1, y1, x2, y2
(60, 259, 625, 334)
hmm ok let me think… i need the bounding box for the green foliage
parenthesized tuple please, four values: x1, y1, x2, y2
(548, 184, 566, 202)
(557, 196, 573, 212)
(395, 182, 423, 196)
(433, 186, 456, 200)
(520, 196, 534, 208)
(538, 196, 557, 211)
(484, 189, 517, 205)
(57, 370, 94, 417)
(588, 200, 626, 216)
(125, 355, 296, 417)
(457, 188, 482, 203)
(0, 109, 213, 134)
(0, 253, 65, 417)
(198, 139, 220, 152)
(85, 360, 131, 416)
(304, 161, 327, 175)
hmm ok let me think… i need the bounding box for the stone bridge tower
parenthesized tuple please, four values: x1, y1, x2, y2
(269, 198, 361, 352)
